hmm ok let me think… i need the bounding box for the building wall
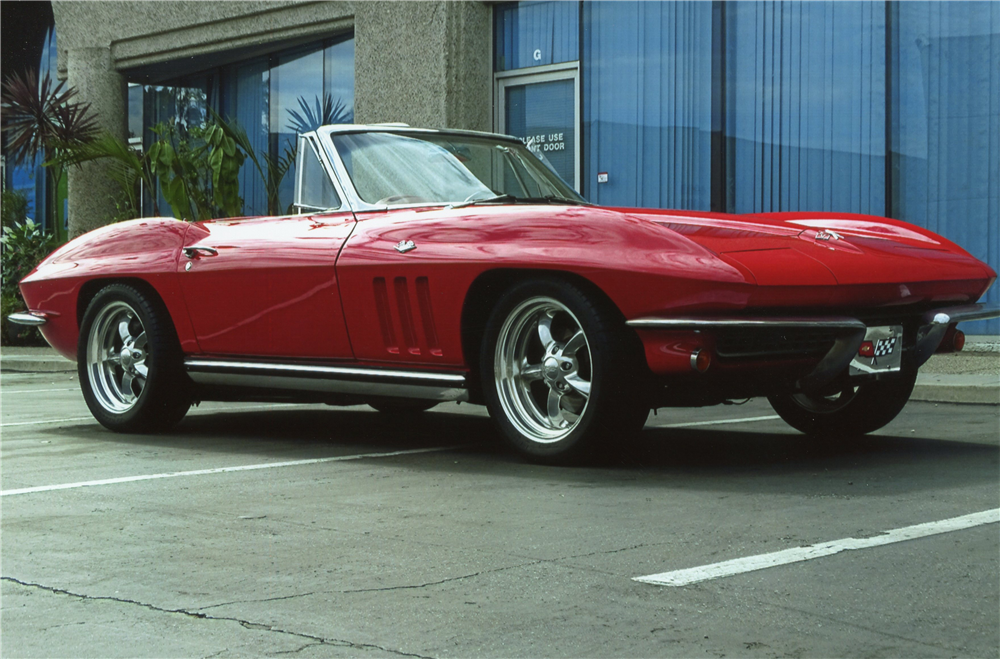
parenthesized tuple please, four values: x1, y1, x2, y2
(51, 0, 491, 234)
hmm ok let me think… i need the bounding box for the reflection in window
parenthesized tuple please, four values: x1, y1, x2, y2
(143, 34, 354, 216)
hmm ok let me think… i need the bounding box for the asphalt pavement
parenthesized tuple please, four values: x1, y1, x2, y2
(1, 368, 998, 658)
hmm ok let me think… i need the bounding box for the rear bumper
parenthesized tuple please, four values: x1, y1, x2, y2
(628, 303, 1000, 391)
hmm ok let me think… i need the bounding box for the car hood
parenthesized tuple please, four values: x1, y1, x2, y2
(614, 207, 995, 287)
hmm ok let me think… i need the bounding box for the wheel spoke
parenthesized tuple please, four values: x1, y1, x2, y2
(546, 388, 567, 429)
(537, 313, 555, 351)
(104, 351, 121, 366)
(134, 362, 148, 378)
(561, 330, 587, 358)
(519, 362, 544, 383)
(118, 317, 133, 342)
(120, 372, 136, 401)
(564, 373, 591, 398)
(133, 331, 147, 350)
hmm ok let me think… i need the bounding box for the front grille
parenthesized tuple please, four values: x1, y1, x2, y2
(714, 329, 837, 359)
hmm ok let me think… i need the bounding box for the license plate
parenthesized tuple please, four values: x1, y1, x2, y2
(849, 325, 903, 376)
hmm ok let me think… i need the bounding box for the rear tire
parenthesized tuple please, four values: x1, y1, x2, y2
(480, 279, 648, 464)
(768, 370, 917, 437)
(78, 283, 191, 433)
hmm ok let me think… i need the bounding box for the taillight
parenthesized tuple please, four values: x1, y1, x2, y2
(690, 349, 712, 373)
(952, 330, 966, 352)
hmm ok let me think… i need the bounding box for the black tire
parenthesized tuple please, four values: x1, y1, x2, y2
(767, 369, 917, 437)
(78, 283, 191, 433)
(480, 279, 648, 463)
(368, 399, 439, 414)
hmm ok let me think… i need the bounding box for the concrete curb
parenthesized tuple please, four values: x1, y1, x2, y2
(2, 356, 76, 373)
(912, 374, 999, 405)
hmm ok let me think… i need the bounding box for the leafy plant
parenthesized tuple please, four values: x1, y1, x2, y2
(2, 189, 30, 229)
(286, 93, 353, 134)
(1, 218, 59, 345)
(1, 70, 100, 243)
(211, 108, 295, 216)
(146, 121, 246, 221)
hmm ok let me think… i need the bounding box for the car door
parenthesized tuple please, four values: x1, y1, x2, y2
(177, 138, 355, 359)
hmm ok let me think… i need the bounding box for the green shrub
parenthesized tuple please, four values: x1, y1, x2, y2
(1, 189, 30, 229)
(1, 218, 58, 346)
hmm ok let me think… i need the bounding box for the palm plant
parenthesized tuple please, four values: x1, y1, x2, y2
(286, 93, 353, 134)
(51, 132, 160, 217)
(1, 70, 100, 243)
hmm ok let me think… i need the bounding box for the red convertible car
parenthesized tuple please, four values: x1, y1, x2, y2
(10, 125, 999, 462)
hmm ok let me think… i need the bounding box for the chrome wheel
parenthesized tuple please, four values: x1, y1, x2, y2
(494, 297, 592, 443)
(85, 301, 148, 413)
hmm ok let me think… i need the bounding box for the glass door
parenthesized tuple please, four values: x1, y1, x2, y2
(496, 63, 580, 191)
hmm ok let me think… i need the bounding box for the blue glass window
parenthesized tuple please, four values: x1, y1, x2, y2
(498, 1, 999, 332)
(143, 34, 354, 216)
(889, 1, 999, 333)
(725, 1, 887, 215)
(495, 1, 579, 71)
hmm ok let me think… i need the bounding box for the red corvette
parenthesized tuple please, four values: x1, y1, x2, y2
(10, 125, 999, 462)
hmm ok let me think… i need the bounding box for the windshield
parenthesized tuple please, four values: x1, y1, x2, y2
(329, 131, 585, 206)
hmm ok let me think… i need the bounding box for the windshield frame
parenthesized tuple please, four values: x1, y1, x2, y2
(314, 126, 586, 212)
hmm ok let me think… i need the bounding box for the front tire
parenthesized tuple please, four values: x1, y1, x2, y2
(480, 279, 648, 463)
(78, 283, 191, 433)
(768, 370, 917, 437)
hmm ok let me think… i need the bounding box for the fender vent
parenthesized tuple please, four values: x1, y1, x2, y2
(372, 276, 442, 357)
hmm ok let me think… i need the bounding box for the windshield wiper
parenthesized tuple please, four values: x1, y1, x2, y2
(445, 194, 515, 210)
(515, 195, 591, 206)
(445, 194, 589, 210)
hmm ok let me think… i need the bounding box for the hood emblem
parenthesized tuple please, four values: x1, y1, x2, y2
(815, 230, 843, 241)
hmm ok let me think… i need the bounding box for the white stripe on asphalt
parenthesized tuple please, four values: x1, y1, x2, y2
(1, 388, 81, 394)
(1, 416, 93, 427)
(1, 446, 461, 497)
(0, 403, 319, 428)
(662, 415, 780, 428)
(634, 508, 1000, 587)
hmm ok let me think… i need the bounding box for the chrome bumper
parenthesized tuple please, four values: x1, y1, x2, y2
(910, 303, 1000, 366)
(6, 312, 48, 327)
(627, 303, 1000, 390)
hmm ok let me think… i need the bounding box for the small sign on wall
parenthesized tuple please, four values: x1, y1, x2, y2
(597, 172, 609, 184)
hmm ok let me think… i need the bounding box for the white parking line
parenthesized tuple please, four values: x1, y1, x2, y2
(1, 446, 463, 497)
(1, 416, 93, 427)
(634, 508, 1000, 587)
(662, 415, 780, 428)
(0, 403, 318, 428)
(1, 387, 81, 394)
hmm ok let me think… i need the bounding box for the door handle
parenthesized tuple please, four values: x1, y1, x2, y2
(183, 246, 219, 259)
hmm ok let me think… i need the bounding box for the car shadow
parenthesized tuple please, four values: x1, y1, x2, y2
(48, 405, 999, 497)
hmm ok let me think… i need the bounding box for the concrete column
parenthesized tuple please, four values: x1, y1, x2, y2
(355, 1, 491, 131)
(65, 47, 128, 238)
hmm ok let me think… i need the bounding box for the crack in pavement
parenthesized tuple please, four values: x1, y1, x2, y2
(340, 559, 546, 593)
(195, 591, 317, 612)
(3, 577, 435, 659)
(340, 544, 661, 594)
(272, 642, 325, 655)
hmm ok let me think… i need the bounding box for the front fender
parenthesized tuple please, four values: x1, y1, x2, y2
(18, 218, 198, 360)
